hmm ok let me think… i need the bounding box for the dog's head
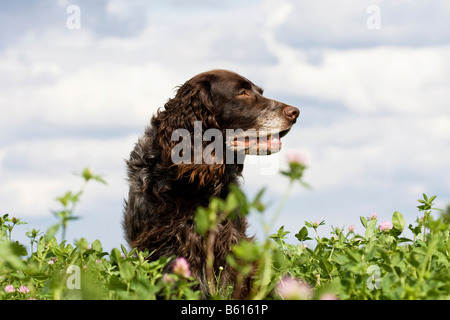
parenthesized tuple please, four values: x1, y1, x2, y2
(153, 69, 300, 185)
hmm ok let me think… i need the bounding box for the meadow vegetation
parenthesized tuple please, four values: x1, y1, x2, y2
(1, 161, 449, 300)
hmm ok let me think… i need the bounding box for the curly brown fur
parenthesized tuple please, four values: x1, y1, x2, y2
(123, 69, 299, 298)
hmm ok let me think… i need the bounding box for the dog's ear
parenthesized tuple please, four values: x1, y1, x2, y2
(153, 76, 225, 187)
(181, 78, 220, 130)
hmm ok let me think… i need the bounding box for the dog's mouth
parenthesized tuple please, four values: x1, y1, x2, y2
(232, 127, 292, 155)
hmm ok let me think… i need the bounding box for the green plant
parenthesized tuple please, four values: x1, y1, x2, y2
(1, 164, 449, 300)
(0, 168, 199, 300)
(270, 193, 449, 299)
(50, 168, 106, 242)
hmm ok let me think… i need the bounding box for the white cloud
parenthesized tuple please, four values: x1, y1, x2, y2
(0, 35, 180, 130)
(301, 114, 450, 188)
(247, 20, 450, 202)
(242, 111, 450, 206)
(0, 135, 136, 217)
(273, 0, 450, 48)
(259, 46, 450, 116)
(34, 62, 176, 127)
(0, 177, 64, 218)
(263, 0, 294, 30)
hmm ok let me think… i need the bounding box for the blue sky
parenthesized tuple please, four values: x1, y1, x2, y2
(1, 0, 449, 251)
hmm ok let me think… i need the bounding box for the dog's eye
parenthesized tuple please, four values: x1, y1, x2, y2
(238, 90, 248, 96)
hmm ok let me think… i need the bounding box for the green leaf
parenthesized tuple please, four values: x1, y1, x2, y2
(10, 241, 28, 256)
(194, 207, 213, 236)
(345, 248, 361, 263)
(110, 248, 122, 264)
(251, 188, 266, 212)
(66, 215, 80, 221)
(224, 191, 239, 214)
(273, 226, 290, 239)
(332, 252, 349, 265)
(231, 240, 260, 263)
(295, 226, 309, 242)
(360, 216, 368, 228)
(119, 260, 135, 282)
(379, 263, 393, 273)
(0, 242, 27, 271)
(338, 230, 345, 244)
(120, 244, 128, 256)
(91, 239, 103, 252)
(320, 258, 333, 277)
(56, 192, 70, 207)
(392, 211, 405, 232)
(300, 181, 313, 190)
(365, 219, 377, 240)
(92, 175, 107, 185)
(76, 238, 89, 250)
(76, 168, 107, 185)
(227, 184, 250, 217)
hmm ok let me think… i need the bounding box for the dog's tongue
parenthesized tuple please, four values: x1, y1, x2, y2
(233, 134, 283, 154)
(270, 136, 281, 144)
(265, 136, 282, 152)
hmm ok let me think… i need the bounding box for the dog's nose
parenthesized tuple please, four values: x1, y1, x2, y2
(283, 106, 300, 122)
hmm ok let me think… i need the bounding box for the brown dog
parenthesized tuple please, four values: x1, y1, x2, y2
(123, 70, 299, 298)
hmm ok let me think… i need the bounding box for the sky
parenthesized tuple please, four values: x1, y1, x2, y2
(1, 0, 449, 251)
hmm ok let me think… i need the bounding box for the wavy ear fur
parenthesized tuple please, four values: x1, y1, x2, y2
(152, 76, 225, 187)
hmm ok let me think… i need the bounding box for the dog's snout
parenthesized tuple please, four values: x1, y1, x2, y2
(283, 105, 300, 122)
